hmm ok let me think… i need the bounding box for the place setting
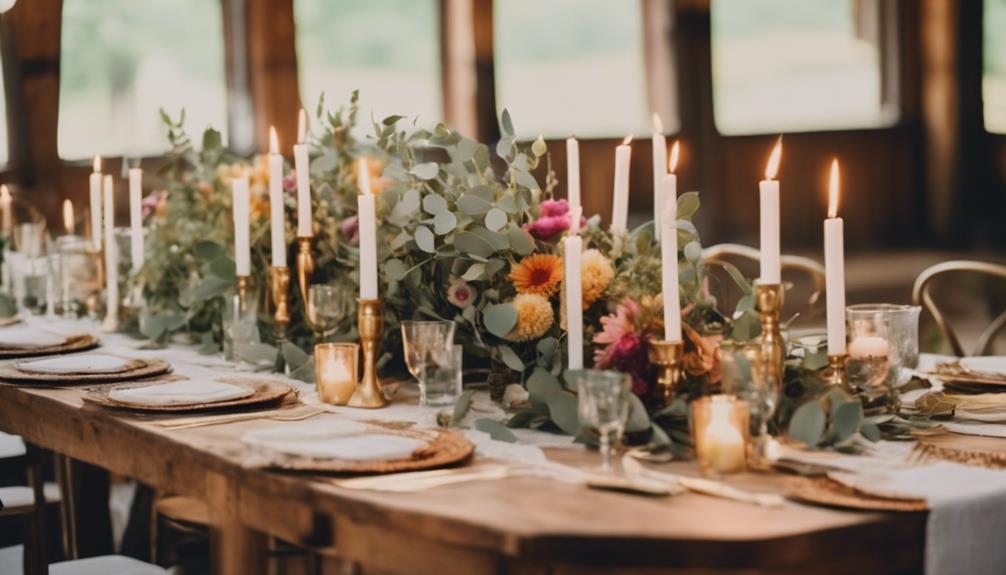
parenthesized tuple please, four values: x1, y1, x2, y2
(0, 351, 170, 385)
(82, 376, 296, 414)
(0, 323, 98, 359)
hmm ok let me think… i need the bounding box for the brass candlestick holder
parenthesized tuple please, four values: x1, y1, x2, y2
(348, 298, 388, 408)
(295, 236, 315, 312)
(268, 266, 291, 344)
(825, 353, 851, 391)
(755, 283, 785, 393)
(236, 275, 252, 313)
(648, 339, 684, 406)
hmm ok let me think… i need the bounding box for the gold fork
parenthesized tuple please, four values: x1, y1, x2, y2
(159, 407, 326, 431)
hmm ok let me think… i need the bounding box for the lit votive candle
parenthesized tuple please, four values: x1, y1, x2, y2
(315, 343, 359, 405)
(692, 394, 749, 476)
(848, 336, 890, 359)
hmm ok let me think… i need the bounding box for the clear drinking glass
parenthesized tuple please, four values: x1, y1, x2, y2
(222, 289, 262, 368)
(845, 303, 921, 414)
(576, 370, 632, 473)
(401, 320, 455, 406)
(720, 341, 774, 442)
(307, 285, 351, 341)
(56, 235, 96, 318)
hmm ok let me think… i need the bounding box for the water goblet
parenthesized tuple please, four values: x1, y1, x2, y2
(307, 285, 350, 341)
(576, 370, 632, 474)
(401, 320, 455, 406)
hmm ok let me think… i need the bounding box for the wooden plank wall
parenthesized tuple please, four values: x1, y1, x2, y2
(0, 0, 1001, 252)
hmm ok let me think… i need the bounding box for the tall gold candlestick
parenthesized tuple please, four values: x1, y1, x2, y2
(236, 275, 252, 314)
(269, 266, 291, 344)
(348, 298, 388, 408)
(755, 283, 785, 395)
(296, 236, 315, 312)
(648, 339, 684, 406)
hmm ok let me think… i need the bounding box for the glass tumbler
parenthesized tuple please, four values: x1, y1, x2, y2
(691, 394, 750, 477)
(315, 343, 359, 405)
(576, 370, 632, 473)
(720, 341, 774, 444)
(846, 304, 921, 412)
(401, 320, 455, 406)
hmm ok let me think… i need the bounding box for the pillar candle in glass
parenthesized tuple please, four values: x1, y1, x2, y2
(759, 137, 782, 285)
(356, 158, 378, 300)
(564, 207, 584, 370)
(824, 159, 846, 355)
(231, 177, 251, 277)
(660, 173, 681, 342)
(692, 394, 749, 476)
(651, 114, 667, 241)
(103, 175, 119, 325)
(295, 109, 312, 238)
(89, 156, 103, 250)
(315, 343, 359, 405)
(128, 168, 143, 271)
(610, 135, 632, 233)
(268, 127, 286, 268)
(63, 199, 75, 236)
(566, 136, 580, 213)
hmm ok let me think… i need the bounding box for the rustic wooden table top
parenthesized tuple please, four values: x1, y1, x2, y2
(0, 381, 929, 575)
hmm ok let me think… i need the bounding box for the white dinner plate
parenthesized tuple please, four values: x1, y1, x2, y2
(243, 420, 425, 461)
(16, 353, 135, 375)
(0, 326, 67, 349)
(960, 356, 1006, 378)
(108, 380, 253, 407)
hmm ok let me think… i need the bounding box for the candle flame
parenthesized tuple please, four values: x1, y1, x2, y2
(652, 113, 663, 133)
(621, 134, 633, 146)
(297, 109, 307, 144)
(668, 141, 680, 173)
(93, 155, 102, 173)
(827, 158, 840, 219)
(63, 199, 74, 235)
(269, 126, 279, 154)
(764, 136, 782, 180)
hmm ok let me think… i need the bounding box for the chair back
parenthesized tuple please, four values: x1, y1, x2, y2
(702, 243, 826, 327)
(912, 260, 1006, 356)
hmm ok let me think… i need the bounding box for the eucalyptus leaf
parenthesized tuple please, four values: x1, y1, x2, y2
(536, 337, 558, 368)
(498, 345, 524, 372)
(474, 418, 518, 442)
(451, 390, 475, 425)
(390, 230, 412, 250)
(500, 109, 515, 137)
(457, 194, 493, 216)
(194, 240, 225, 260)
(282, 342, 309, 370)
(625, 394, 651, 433)
(832, 401, 863, 442)
(496, 138, 513, 160)
(384, 258, 408, 281)
(414, 225, 436, 253)
(422, 193, 448, 216)
(526, 367, 562, 402)
(485, 208, 507, 232)
(432, 211, 457, 235)
(677, 191, 700, 219)
(461, 263, 485, 281)
(546, 392, 580, 436)
(453, 231, 496, 259)
(483, 303, 517, 338)
(683, 241, 702, 263)
(208, 256, 237, 281)
(789, 401, 826, 448)
(506, 226, 534, 256)
(531, 135, 547, 157)
(410, 162, 439, 180)
(289, 357, 316, 383)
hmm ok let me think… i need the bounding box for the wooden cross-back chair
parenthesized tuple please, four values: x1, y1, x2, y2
(912, 260, 1006, 357)
(702, 243, 826, 327)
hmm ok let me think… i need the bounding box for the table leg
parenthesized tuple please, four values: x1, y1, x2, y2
(58, 456, 114, 559)
(206, 471, 267, 575)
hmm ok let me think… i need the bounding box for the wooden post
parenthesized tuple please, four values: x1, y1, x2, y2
(246, 0, 299, 154)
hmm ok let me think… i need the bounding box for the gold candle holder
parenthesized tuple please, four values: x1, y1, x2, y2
(825, 353, 850, 391)
(755, 283, 785, 395)
(268, 266, 291, 344)
(648, 339, 684, 406)
(315, 343, 359, 405)
(348, 298, 388, 408)
(691, 394, 750, 477)
(296, 236, 315, 313)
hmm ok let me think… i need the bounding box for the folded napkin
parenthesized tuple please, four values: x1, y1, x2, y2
(243, 420, 424, 461)
(17, 353, 136, 375)
(960, 356, 1006, 379)
(830, 461, 1006, 575)
(109, 381, 253, 406)
(0, 326, 67, 349)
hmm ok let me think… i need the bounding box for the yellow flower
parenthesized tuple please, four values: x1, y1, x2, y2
(509, 253, 564, 297)
(506, 294, 554, 342)
(581, 249, 614, 306)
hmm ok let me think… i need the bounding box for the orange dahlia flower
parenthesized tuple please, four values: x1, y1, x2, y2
(509, 253, 563, 297)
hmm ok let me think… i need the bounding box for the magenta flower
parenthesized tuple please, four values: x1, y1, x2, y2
(539, 199, 569, 218)
(283, 171, 298, 194)
(524, 198, 587, 241)
(141, 191, 166, 220)
(594, 299, 655, 399)
(340, 215, 359, 246)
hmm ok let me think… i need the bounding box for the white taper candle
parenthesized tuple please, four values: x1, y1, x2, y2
(232, 177, 251, 277)
(268, 127, 286, 267)
(611, 135, 632, 233)
(357, 158, 378, 300)
(128, 168, 143, 271)
(824, 158, 846, 355)
(759, 137, 782, 285)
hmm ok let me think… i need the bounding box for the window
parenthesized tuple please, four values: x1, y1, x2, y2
(711, 0, 893, 135)
(295, 0, 442, 128)
(58, 0, 229, 160)
(985, 0, 1006, 133)
(494, 0, 653, 139)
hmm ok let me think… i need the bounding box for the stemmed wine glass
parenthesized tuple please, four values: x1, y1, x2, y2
(401, 320, 455, 406)
(307, 285, 351, 342)
(576, 370, 631, 473)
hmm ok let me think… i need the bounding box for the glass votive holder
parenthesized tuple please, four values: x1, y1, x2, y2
(57, 235, 98, 318)
(691, 394, 750, 477)
(315, 343, 359, 405)
(222, 289, 262, 366)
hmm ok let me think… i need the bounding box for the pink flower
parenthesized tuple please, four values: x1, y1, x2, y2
(340, 215, 359, 246)
(447, 277, 477, 308)
(539, 199, 569, 218)
(141, 191, 166, 220)
(524, 215, 569, 241)
(283, 171, 298, 194)
(593, 299, 654, 397)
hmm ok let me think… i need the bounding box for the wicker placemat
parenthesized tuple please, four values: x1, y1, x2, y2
(256, 427, 474, 475)
(784, 476, 927, 512)
(83, 377, 296, 413)
(911, 433, 1006, 470)
(0, 335, 99, 360)
(0, 357, 172, 384)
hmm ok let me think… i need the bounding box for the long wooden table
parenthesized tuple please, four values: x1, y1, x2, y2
(0, 381, 929, 575)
